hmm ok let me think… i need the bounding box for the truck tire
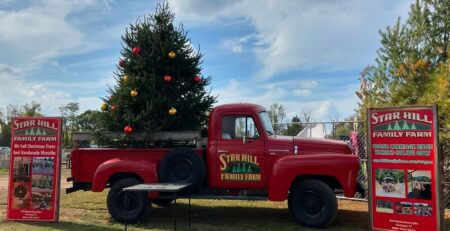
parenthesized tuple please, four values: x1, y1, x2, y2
(288, 179, 337, 228)
(159, 148, 205, 193)
(107, 178, 147, 223)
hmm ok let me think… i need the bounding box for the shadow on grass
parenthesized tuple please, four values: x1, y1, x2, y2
(126, 203, 370, 231)
(3, 203, 448, 231)
(1, 220, 122, 231)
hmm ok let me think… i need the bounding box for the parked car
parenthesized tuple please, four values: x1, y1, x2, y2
(0, 146, 11, 154)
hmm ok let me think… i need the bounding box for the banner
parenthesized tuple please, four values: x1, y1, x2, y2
(7, 117, 62, 222)
(368, 106, 443, 231)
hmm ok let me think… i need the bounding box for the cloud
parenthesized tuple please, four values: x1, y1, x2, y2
(220, 34, 256, 53)
(293, 89, 312, 96)
(170, 0, 240, 22)
(0, 63, 108, 116)
(0, 0, 115, 115)
(212, 77, 358, 121)
(171, 0, 413, 78)
(0, 0, 103, 70)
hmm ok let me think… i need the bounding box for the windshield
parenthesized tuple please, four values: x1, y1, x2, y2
(259, 111, 275, 135)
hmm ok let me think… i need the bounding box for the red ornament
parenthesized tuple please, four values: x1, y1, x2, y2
(193, 75, 202, 84)
(124, 125, 133, 134)
(132, 47, 141, 55)
(164, 75, 172, 83)
(119, 59, 126, 67)
(111, 105, 116, 111)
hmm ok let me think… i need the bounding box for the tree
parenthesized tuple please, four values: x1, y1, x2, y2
(357, 1, 450, 186)
(358, 0, 449, 134)
(99, 3, 216, 145)
(300, 108, 313, 123)
(21, 101, 43, 117)
(59, 102, 80, 148)
(286, 116, 304, 136)
(76, 110, 106, 132)
(267, 103, 286, 134)
(0, 102, 45, 146)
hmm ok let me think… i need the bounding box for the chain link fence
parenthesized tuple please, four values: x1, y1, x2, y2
(274, 121, 450, 208)
(0, 150, 10, 169)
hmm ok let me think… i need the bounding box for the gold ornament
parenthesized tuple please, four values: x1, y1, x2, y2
(100, 103, 108, 111)
(169, 107, 177, 116)
(123, 74, 129, 82)
(168, 51, 176, 59)
(130, 89, 138, 97)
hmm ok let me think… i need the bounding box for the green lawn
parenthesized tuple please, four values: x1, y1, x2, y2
(0, 168, 9, 176)
(0, 168, 448, 230)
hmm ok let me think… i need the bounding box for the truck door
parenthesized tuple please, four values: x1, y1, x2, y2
(215, 114, 266, 189)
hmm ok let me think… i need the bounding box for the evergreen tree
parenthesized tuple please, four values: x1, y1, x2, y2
(100, 3, 216, 144)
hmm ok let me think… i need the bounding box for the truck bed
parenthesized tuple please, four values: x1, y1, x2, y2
(70, 148, 205, 184)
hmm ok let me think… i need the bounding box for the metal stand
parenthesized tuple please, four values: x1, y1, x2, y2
(124, 191, 128, 231)
(188, 193, 191, 230)
(173, 193, 177, 231)
(122, 183, 192, 231)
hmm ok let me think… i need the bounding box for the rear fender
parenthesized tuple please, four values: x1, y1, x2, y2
(92, 158, 158, 192)
(268, 154, 359, 201)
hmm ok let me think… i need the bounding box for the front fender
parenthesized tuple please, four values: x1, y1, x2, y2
(92, 158, 158, 192)
(268, 154, 359, 201)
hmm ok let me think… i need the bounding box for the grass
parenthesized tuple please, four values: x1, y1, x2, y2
(0, 168, 9, 176)
(0, 168, 449, 230)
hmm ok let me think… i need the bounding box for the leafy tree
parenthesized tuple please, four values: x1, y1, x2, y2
(99, 3, 216, 145)
(59, 102, 80, 148)
(0, 102, 45, 146)
(76, 110, 106, 132)
(267, 103, 287, 134)
(358, 0, 449, 109)
(22, 101, 43, 117)
(358, 0, 449, 138)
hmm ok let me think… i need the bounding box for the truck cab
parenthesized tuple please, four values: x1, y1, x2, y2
(206, 104, 359, 200)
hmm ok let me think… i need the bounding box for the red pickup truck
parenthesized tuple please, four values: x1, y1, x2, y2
(67, 103, 360, 228)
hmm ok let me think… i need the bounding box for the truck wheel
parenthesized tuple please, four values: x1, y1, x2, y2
(107, 178, 147, 223)
(152, 198, 174, 207)
(288, 179, 337, 228)
(159, 148, 205, 192)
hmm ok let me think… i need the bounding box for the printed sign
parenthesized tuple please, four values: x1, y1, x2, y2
(219, 153, 261, 181)
(368, 106, 443, 231)
(7, 117, 62, 222)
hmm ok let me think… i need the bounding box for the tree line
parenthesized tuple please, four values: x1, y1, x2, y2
(0, 102, 105, 148)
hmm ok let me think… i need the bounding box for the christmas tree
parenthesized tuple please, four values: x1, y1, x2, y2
(100, 3, 216, 145)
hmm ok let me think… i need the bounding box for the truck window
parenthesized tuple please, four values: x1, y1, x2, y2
(259, 111, 275, 135)
(222, 115, 260, 139)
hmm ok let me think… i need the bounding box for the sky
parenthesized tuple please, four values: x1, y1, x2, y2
(0, 0, 414, 122)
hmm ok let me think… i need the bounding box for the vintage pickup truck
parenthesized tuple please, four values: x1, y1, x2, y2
(67, 103, 360, 228)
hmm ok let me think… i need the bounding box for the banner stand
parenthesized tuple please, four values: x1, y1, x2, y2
(7, 117, 62, 222)
(368, 105, 443, 231)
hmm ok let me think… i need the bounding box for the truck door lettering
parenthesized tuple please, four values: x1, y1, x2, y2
(219, 153, 261, 182)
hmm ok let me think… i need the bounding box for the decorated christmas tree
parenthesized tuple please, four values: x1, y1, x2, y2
(99, 3, 216, 145)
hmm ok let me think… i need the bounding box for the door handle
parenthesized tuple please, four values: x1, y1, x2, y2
(218, 150, 228, 154)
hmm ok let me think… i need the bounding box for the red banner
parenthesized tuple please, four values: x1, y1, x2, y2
(368, 106, 443, 231)
(7, 117, 62, 222)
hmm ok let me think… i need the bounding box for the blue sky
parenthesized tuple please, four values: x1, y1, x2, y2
(0, 0, 413, 121)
